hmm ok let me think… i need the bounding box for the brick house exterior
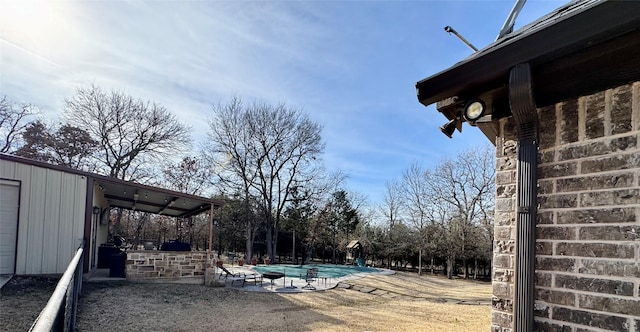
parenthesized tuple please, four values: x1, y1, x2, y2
(493, 82, 640, 331)
(415, 1, 640, 331)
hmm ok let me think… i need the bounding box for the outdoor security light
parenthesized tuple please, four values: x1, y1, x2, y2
(440, 112, 463, 138)
(440, 119, 458, 138)
(92, 206, 100, 215)
(464, 99, 486, 122)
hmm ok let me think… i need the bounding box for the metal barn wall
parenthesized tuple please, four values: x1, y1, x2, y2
(0, 159, 87, 275)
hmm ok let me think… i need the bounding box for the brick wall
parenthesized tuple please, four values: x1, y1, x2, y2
(492, 82, 640, 331)
(126, 251, 216, 280)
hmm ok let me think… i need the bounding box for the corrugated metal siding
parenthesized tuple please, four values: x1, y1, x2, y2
(27, 166, 46, 273)
(43, 168, 62, 273)
(65, 173, 86, 269)
(0, 161, 16, 176)
(0, 159, 87, 275)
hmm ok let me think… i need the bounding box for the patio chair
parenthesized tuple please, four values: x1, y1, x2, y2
(218, 265, 262, 287)
(302, 268, 318, 290)
(242, 273, 263, 287)
(218, 266, 248, 287)
(218, 265, 242, 280)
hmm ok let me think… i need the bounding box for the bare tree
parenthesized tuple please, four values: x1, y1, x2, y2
(204, 98, 324, 262)
(150, 156, 213, 248)
(380, 179, 403, 229)
(203, 98, 261, 260)
(64, 85, 191, 181)
(429, 145, 495, 278)
(161, 156, 210, 195)
(400, 163, 441, 275)
(0, 96, 38, 153)
(248, 102, 324, 263)
(379, 179, 403, 268)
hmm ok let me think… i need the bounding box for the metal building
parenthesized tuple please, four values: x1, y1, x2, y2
(0, 153, 221, 276)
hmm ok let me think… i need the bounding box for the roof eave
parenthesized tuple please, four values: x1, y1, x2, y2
(0, 153, 223, 218)
(416, 1, 640, 110)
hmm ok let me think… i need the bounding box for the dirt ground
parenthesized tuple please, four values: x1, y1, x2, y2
(0, 276, 59, 332)
(1, 272, 492, 331)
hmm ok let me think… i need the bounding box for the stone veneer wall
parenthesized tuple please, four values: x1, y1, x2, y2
(492, 82, 640, 331)
(126, 251, 216, 280)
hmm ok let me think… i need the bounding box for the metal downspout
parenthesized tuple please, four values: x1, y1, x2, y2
(509, 63, 539, 332)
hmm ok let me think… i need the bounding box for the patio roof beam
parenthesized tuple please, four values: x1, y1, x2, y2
(158, 198, 178, 215)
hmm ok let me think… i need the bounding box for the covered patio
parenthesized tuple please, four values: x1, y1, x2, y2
(85, 173, 225, 281)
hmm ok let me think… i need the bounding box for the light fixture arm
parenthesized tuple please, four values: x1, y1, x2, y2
(444, 26, 479, 52)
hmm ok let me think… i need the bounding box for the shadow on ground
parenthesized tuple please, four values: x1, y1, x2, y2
(340, 272, 492, 304)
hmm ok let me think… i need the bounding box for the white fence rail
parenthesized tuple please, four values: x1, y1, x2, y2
(29, 241, 85, 332)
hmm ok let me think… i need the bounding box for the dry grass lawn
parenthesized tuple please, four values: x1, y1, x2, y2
(1, 271, 492, 331)
(285, 272, 492, 331)
(284, 289, 490, 331)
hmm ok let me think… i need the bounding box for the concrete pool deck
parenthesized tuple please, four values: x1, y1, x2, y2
(84, 265, 395, 293)
(221, 265, 395, 293)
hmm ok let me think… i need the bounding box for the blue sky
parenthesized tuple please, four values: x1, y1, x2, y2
(0, 0, 565, 204)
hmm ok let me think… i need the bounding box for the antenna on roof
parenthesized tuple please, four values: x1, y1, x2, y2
(496, 0, 527, 40)
(444, 26, 478, 52)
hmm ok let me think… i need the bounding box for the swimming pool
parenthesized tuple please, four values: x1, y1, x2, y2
(254, 264, 379, 279)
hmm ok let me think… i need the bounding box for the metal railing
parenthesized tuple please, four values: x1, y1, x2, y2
(30, 241, 85, 332)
